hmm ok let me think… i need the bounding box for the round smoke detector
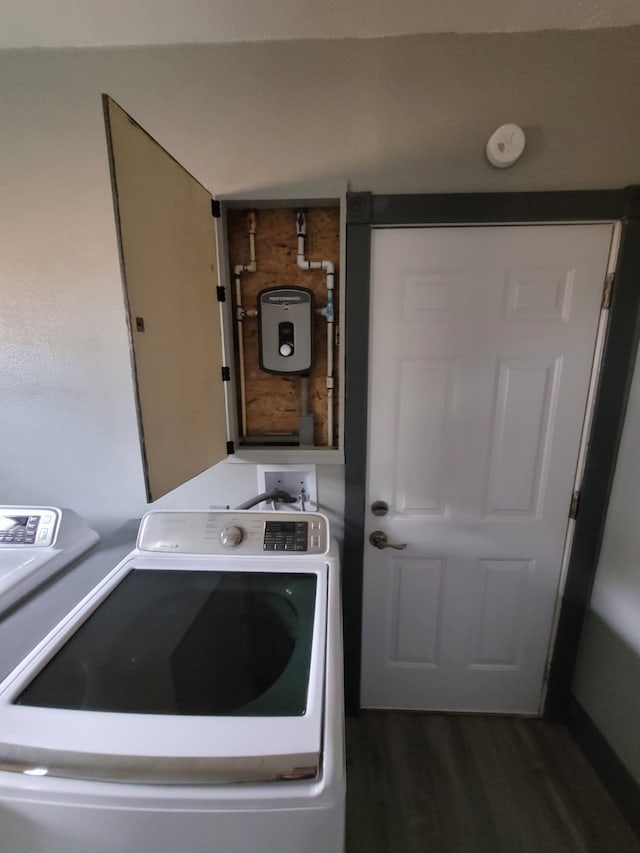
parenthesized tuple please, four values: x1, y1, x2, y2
(486, 124, 526, 168)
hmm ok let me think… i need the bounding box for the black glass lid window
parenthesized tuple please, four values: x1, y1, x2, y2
(16, 570, 317, 716)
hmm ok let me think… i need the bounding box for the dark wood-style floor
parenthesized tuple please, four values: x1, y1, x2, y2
(346, 712, 640, 853)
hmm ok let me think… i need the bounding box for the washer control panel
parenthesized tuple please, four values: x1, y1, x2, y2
(137, 511, 329, 556)
(0, 508, 61, 547)
(264, 520, 309, 552)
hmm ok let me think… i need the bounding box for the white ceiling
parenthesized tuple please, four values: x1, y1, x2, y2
(2, 0, 639, 49)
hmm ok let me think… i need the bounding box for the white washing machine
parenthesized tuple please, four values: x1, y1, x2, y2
(0, 510, 345, 853)
(0, 506, 99, 615)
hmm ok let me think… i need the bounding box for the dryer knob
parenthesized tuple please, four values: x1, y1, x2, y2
(219, 524, 244, 548)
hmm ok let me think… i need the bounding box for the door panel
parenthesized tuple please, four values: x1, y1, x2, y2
(390, 558, 444, 664)
(486, 357, 559, 516)
(468, 558, 530, 667)
(104, 96, 227, 502)
(361, 224, 613, 713)
(395, 359, 454, 513)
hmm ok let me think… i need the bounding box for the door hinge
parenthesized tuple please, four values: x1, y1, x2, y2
(226, 440, 235, 455)
(216, 286, 226, 302)
(602, 272, 615, 310)
(221, 366, 231, 382)
(211, 199, 221, 218)
(569, 490, 581, 520)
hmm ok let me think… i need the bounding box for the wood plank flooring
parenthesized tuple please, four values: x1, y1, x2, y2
(346, 712, 640, 853)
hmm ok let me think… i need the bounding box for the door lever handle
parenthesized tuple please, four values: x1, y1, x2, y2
(369, 531, 407, 550)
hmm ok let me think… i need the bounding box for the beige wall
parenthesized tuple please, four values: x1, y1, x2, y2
(1, 28, 639, 532)
(573, 338, 640, 784)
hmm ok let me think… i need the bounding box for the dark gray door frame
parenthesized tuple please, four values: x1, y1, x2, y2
(343, 187, 640, 717)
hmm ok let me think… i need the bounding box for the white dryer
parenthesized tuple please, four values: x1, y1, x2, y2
(0, 510, 345, 853)
(0, 506, 99, 615)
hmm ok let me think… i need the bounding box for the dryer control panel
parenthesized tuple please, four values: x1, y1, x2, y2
(137, 510, 330, 556)
(0, 508, 60, 547)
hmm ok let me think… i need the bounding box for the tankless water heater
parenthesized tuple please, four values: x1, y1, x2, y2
(258, 286, 314, 375)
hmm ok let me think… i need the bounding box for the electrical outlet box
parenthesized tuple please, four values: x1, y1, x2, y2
(257, 464, 317, 511)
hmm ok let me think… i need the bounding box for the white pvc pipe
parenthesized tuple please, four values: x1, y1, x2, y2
(326, 324, 333, 445)
(296, 210, 335, 447)
(234, 211, 257, 438)
(234, 273, 248, 437)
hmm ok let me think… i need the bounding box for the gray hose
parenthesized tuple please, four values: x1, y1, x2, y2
(235, 488, 298, 510)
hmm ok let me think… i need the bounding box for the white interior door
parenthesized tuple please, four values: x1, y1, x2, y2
(361, 224, 613, 714)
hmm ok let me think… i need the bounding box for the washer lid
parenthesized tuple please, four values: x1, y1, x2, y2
(0, 555, 328, 784)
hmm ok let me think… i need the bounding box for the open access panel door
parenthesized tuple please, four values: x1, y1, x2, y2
(104, 96, 228, 502)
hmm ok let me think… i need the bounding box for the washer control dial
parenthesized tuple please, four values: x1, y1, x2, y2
(219, 524, 244, 548)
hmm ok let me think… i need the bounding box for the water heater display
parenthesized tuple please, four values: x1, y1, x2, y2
(258, 286, 313, 375)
